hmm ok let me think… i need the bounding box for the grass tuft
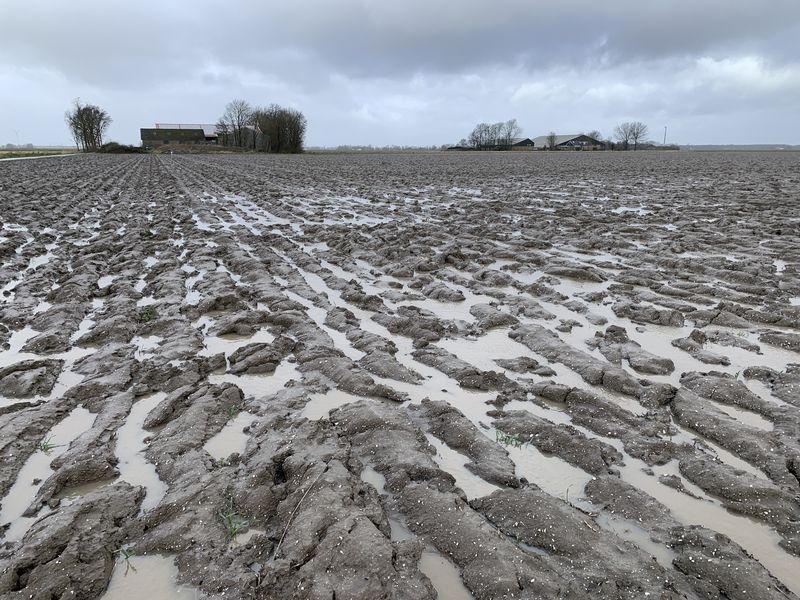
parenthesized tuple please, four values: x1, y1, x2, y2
(116, 546, 137, 575)
(37, 436, 59, 454)
(495, 430, 525, 449)
(219, 503, 249, 538)
(137, 305, 157, 323)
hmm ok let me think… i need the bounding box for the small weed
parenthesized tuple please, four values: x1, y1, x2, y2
(116, 546, 137, 575)
(37, 437, 59, 454)
(219, 503, 249, 538)
(227, 405, 240, 419)
(137, 305, 157, 323)
(495, 430, 525, 449)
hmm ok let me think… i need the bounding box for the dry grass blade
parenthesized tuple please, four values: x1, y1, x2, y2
(272, 462, 328, 560)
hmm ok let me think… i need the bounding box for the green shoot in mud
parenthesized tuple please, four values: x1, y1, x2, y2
(116, 546, 137, 575)
(36, 436, 58, 454)
(564, 484, 573, 504)
(219, 505, 249, 538)
(495, 430, 525, 449)
(137, 305, 157, 323)
(227, 405, 240, 419)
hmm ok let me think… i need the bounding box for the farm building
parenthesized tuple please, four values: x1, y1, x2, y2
(507, 137, 535, 150)
(449, 138, 536, 151)
(140, 123, 218, 149)
(531, 134, 604, 150)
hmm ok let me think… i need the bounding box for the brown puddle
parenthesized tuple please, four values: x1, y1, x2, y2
(0, 405, 96, 541)
(302, 388, 373, 421)
(102, 554, 200, 599)
(115, 393, 168, 513)
(203, 411, 257, 460)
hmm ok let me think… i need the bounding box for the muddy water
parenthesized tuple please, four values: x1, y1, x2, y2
(283, 289, 365, 361)
(595, 513, 676, 569)
(503, 398, 800, 593)
(203, 412, 257, 460)
(424, 433, 499, 500)
(361, 468, 475, 600)
(302, 389, 373, 420)
(115, 393, 168, 512)
(102, 555, 201, 599)
(198, 328, 275, 359)
(208, 359, 300, 400)
(0, 406, 96, 540)
(620, 459, 800, 595)
(418, 552, 475, 600)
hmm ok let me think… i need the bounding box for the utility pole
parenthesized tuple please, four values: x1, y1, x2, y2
(663, 126, 667, 146)
(13, 129, 19, 147)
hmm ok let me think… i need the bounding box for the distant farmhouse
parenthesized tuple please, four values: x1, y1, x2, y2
(448, 138, 536, 151)
(140, 123, 218, 149)
(531, 134, 604, 150)
(483, 137, 536, 151)
(448, 134, 605, 151)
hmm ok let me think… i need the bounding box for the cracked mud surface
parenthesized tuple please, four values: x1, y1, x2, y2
(0, 151, 799, 599)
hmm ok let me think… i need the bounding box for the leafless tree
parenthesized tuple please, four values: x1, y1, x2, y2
(218, 99, 253, 148)
(628, 121, 648, 151)
(64, 99, 112, 151)
(547, 131, 558, 150)
(500, 119, 522, 145)
(468, 123, 489, 148)
(614, 121, 648, 150)
(613, 123, 631, 150)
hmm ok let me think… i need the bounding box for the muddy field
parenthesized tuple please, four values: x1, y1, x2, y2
(0, 151, 799, 599)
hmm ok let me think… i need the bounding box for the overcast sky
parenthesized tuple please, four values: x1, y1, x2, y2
(2, 0, 799, 147)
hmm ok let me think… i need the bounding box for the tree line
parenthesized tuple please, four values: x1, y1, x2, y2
(216, 99, 307, 153)
(456, 121, 652, 151)
(458, 119, 522, 149)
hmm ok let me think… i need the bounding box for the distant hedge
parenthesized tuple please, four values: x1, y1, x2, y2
(98, 142, 146, 154)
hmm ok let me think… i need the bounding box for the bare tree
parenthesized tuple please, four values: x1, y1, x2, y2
(218, 99, 253, 148)
(547, 131, 558, 150)
(614, 122, 648, 150)
(65, 99, 112, 151)
(468, 123, 490, 148)
(629, 121, 648, 151)
(613, 123, 631, 150)
(500, 119, 522, 146)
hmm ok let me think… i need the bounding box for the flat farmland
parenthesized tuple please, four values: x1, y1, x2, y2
(1, 151, 799, 599)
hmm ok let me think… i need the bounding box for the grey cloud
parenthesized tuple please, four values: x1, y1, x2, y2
(0, 0, 798, 146)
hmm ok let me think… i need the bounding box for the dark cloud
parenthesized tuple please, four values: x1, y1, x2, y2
(1, 0, 798, 146)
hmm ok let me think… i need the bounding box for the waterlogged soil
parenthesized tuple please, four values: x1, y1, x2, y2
(0, 151, 799, 599)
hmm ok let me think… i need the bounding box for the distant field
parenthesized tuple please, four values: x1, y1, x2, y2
(0, 148, 75, 160)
